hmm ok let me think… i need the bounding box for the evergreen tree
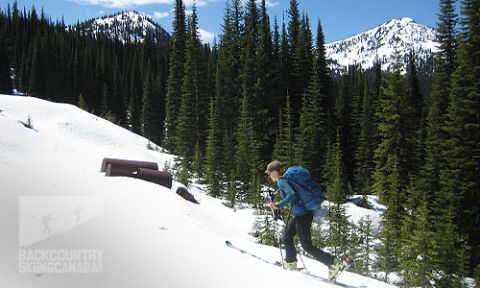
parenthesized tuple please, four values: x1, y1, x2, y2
(323, 132, 348, 204)
(352, 216, 374, 275)
(294, 64, 324, 180)
(241, 0, 259, 126)
(354, 77, 375, 195)
(176, 4, 208, 168)
(234, 90, 260, 204)
(432, 204, 468, 287)
(141, 62, 162, 145)
(164, 0, 186, 151)
(286, 0, 303, 120)
(111, 58, 127, 124)
(325, 203, 350, 257)
(101, 82, 113, 119)
(292, 14, 313, 104)
(440, 0, 480, 274)
(373, 53, 410, 203)
(375, 158, 403, 281)
(404, 51, 424, 177)
(205, 65, 224, 198)
(373, 54, 409, 278)
(255, 0, 274, 160)
(273, 93, 295, 167)
(400, 183, 435, 287)
(217, 0, 244, 177)
(335, 66, 361, 192)
(28, 36, 45, 98)
(315, 20, 333, 149)
(0, 25, 13, 94)
(252, 209, 277, 246)
(129, 53, 143, 134)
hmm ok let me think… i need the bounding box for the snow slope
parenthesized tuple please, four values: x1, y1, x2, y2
(0, 95, 395, 288)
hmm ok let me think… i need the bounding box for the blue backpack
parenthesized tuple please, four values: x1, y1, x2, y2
(282, 166, 326, 212)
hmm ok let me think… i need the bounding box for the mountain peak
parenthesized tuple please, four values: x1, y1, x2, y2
(326, 17, 437, 72)
(399, 17, 414, 24)
(77, 10, 169, 43)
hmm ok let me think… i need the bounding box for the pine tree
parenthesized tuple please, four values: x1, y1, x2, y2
(419, 0, 457, 210)
(129, 53, 143, 134)
(355, 77, 375, 195)
(404, 51, 424, 177)
(252, 209, 277, 246)
(164, 0, 186, 151)
(325, 203, 350, 258)
(141, 62, 162, 145)
(273, 93, 295, 167)
(0, 25, 13, 94)
(432, 205, 468, 287)
(439, 0, 480, 274)
(205, 65, 224, 198)
(400, 183, 435, 287)
(375, 158, 403, 281)
(324, 132, 348, 204)
(373, 52, 409, 203)
(255, 0, 274, 160)
(286, 0, 301, 119)
(28, 36, 45, 98)
(234, 89, 260, 204)
(335, 66, 361, 192)
(294, 64, 324, 180)
(176, 4, 208, 168)
(292, 14, 313, 104)
(373, 54, 408, 278)
(354, 216, 374, 275)
(111, 58, 126, 124)
(315, 20, 333, 149)
(216, 0, 244, 179)
(242, 0, 259, 126)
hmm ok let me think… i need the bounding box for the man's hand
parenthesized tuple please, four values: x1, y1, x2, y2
(269, 202, 278, 210)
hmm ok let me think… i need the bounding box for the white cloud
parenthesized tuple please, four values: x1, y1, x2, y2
(182, 0, 208, 7)
(198, 28, 215, 44)
(72, 0, 174, 8)
(153, 11, 169, 20)
(72, 0, 224, 9)
(265, 0, 280, 8)
(242, 0, 279, 8)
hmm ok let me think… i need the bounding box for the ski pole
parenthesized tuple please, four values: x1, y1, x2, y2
(270, 193, 309, 273)
(267, 189, 285, 268)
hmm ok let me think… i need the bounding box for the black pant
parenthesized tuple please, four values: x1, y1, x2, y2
(283, 212, 335, 267)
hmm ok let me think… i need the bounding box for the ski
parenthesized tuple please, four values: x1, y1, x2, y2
(329, 256, 350, 283)
(225, 240, 283, 267)
(225, 240, 358, 288)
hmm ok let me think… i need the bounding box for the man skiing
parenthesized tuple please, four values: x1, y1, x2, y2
(265, 160, 348, 281)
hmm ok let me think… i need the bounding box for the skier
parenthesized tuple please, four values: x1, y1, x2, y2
(265, 160, 340, 273)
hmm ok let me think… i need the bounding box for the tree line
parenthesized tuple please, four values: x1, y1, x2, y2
(0, 2, 169, 144)
(0, 0, 479, 286)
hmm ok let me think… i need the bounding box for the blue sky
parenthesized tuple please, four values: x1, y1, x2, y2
(1, 0, 449, 43)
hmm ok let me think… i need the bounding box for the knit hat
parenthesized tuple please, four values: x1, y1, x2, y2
(265, 160, 284, 174)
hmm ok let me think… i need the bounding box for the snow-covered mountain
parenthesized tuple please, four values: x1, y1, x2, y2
(77, 11, 170, 43)
(0, 94, 396, 288)
(326, 17, 438, 72)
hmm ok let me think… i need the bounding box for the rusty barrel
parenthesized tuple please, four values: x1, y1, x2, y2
(137, 168, 173, 189)
(176, 187, 199, 204)
(101, 158, 158, 173)
(105, 163, 140, 177)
